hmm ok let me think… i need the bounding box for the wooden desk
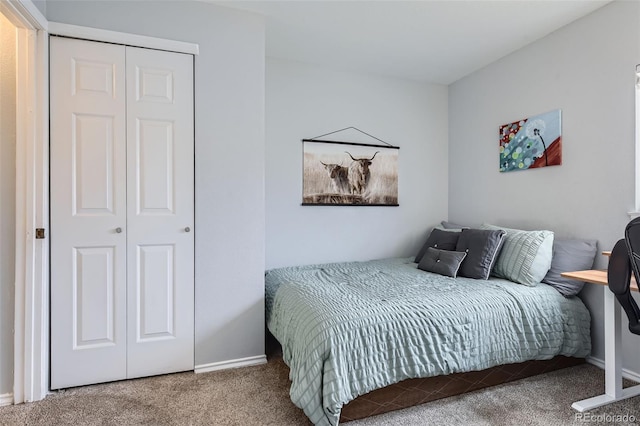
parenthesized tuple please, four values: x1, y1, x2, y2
(561, 267, 640, 411)
(561, 269, 638, 292)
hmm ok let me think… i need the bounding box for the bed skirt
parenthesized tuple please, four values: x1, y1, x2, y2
(340, 356, 585, 422)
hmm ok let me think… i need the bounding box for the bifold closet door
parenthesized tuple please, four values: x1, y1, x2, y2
(125, 46, 194, 379)
(50, 37, 128, 389)
(51, 36, 194, 389)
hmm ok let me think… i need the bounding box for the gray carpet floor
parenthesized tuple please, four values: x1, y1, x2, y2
(1, 355, 640, 425)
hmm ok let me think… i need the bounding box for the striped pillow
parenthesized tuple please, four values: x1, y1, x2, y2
(480, 224, 554, 287)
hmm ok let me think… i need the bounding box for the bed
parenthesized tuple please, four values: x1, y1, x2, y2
(265, 226, 594, 426)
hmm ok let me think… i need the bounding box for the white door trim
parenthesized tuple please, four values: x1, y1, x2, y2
(0, 393, 13, 407)
(3, 0, 49, 404)
(14, 24, 36, 406)
(0, 0, 47, 31)
(48, 22, 199, 55)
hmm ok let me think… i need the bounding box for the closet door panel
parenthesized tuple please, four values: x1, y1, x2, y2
(125, 46, 194, 378)
(136, 119, 175, 214)
(136, 244, 175, 339)
(50, 37, 127, 389)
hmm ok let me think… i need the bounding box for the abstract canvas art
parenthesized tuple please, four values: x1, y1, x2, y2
(302, 140, 399, 206)
(499, 109, 562, 172)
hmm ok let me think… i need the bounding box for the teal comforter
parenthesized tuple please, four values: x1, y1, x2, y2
(265, 257, 591, 426)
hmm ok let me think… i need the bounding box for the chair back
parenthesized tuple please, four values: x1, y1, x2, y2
(609, 218, 640, 335)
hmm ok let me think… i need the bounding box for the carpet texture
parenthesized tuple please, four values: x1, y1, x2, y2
(1, 355, 639, 425)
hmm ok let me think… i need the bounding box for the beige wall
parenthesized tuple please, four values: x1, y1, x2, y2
(0, 12, 16, 396)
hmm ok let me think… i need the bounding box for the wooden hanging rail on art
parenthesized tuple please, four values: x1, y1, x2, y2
(302, 126, 399, 150)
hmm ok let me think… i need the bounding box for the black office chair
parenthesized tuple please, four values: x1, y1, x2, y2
(608, 217, 640, 335)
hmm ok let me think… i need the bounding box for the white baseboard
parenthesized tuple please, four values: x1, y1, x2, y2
(0, 393, 13, 407)
(195, 354, 267, 374)
(586, 356, 640, 382)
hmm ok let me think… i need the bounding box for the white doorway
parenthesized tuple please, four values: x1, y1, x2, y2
(2, 10, 198, 403)
(0, 0, 48, 405)
(0, 9, 18, 407)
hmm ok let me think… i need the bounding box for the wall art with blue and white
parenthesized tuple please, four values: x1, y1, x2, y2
(499, 109, 562, 173)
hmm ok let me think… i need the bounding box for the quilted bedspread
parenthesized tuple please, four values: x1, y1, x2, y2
(265, 257, 591, 426)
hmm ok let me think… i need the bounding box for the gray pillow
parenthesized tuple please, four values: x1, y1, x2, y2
(415, 228, 461, 263)
(418, 247, 467, 278)
(455, 229, 506, 280)
(542, 239, 598, 297)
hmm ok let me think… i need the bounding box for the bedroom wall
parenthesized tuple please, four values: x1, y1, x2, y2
(266, 58, 449, 269)
(448, 0, 640, 372)
(0, 11, 16, 397)
(45, 1, 266, 367)
(32, 1, 45, 16)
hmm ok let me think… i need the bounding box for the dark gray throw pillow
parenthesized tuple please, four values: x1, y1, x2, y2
(418, 247, 467, 278)
(455, 228, 506, 280)
(542, 239, 598, 297)
(415, 228, 461, 263)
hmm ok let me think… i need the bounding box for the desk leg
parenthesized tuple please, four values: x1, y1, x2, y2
(604, 287, 622, 398)
(572, 286, 640, 411)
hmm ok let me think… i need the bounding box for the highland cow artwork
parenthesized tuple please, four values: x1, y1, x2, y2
(499, 109, 562, 172)
(302, 140, 399, 206)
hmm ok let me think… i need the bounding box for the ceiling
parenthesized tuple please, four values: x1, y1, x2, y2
(213, 0, 611, 85)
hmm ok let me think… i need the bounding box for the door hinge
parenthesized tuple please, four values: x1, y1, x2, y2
(35, 228, 46, 239)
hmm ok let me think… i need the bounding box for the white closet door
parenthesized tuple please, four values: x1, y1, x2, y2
(50, 37, 127, 389)
(125, 46, 194, 378)
(51, 38, 195, 388)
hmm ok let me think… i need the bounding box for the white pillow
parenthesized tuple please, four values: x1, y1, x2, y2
(480, 223, 554, 287)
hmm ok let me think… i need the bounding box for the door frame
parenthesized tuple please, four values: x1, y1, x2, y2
(8, 10, 198, 403)
(1, 0, 48, 405)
